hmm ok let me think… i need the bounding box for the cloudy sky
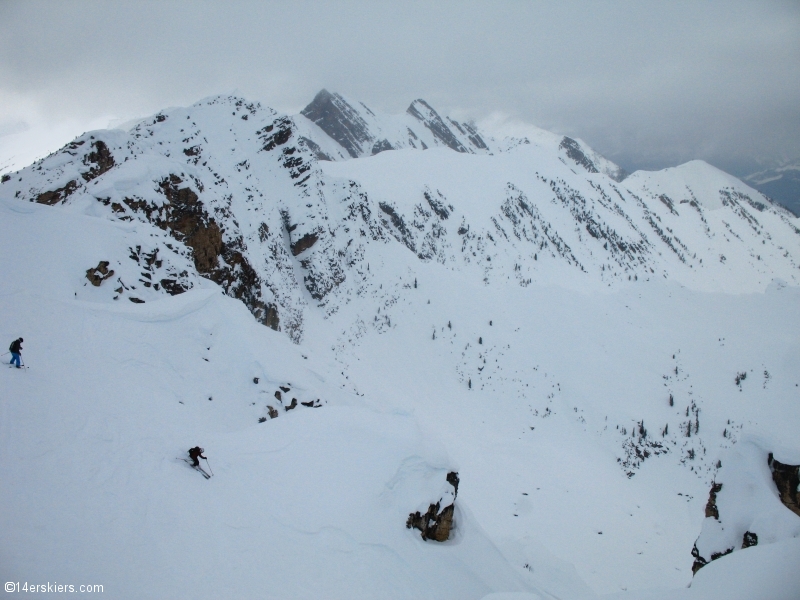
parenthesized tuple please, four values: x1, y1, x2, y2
(1, 0, 798, 177)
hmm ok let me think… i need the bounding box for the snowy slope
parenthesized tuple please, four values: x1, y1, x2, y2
(1, 94, 799, 598)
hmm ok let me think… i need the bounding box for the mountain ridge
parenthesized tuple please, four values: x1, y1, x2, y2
(2, 92, 798, 343)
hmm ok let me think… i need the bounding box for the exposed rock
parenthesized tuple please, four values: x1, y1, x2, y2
(297, 136, 332, 161)
(125, 174, 278, 329)
(35, 140, 115, 205)
(424, 189, 450, 220)
(156, 175, 223, 274)
(705, 482, 723, 519)
(379, 202, 415, 252)
(407, 100, 468, 153)
(300, 89, 374, 158)
(159, 277, 190, 295)
(371, 139, 393, 155)
(36, 179, 79, 205)
(741, 531, 758, 548)
(691, 544, 708, 574)
(285, 398, 298, 411)
(258, 117, 293, 152)
(82, 140, 115, 182)
(768, 453, 800, 517)
(85, 261, 115, 286)
(406, 471, 459, 542)
(461, 121, 489, 151)
(267, 406, 279, 419)
(290, 232, 319, 256)
(559, 137, 598, 174)
(264, 304, 280, 331)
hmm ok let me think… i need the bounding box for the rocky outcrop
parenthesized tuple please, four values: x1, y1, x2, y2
(741, 531, 758, 548)
(690, 442, 800, 575)
(36, 179, 79, 205)
(704, 482, 722, 519)
(559, 137, 598, 175)
(156, 175, 223, 274)
(768, 453, 800, 518)
(85, 261, 115, 286)
(406, 471, 459, 542)
(35, 140, 115, 205)
(82, 140, 115, 182)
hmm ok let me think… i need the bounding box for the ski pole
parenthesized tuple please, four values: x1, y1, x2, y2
(204, 457, 214, 476)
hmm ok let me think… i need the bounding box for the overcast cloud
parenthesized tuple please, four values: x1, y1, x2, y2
(1, 0, 798, 176)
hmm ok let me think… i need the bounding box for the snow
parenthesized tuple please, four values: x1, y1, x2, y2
(626, 160, 757, 211)
(1, 94, 799, 599)
(603, 537, 800, 600)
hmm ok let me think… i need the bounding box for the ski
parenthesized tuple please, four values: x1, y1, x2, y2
(194, 465, 211, 479)
(178, 457, 211, 479)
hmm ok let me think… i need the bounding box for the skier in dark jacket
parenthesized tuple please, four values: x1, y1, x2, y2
(8, 338, 22, 368)
(188, 446, 206, 467)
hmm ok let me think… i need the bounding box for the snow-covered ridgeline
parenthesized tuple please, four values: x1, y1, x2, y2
(2, 94, 799, 340)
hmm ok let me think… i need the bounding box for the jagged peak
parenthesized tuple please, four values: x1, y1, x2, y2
(406, 99, 468, 153)
(300, 89, 374, 159)
(406, 98, 437, 114)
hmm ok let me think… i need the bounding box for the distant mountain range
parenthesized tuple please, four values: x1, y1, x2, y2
(743, 161, 800, 217)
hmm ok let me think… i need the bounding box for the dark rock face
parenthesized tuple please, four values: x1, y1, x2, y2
(82, 140, 115, 182)
(371, 139, 393, 155)
(741, 531, 758, 549)
(692, 481, 726, 574)
(36, 180, 79, 205)
(300, 90, 374, 158)
(290, 232, 319, 256)
(462, 121, 489, 151)
(118, 174, 277, 330)
(156, 175, 223, 274)
(691, 544, 707, 574)
(424, 189, 450, 220)
(35, 140, 115, 205)
(85, 261, 115, 286)
(407, 100, 468, 153)
(705, 482, 723, 519)
(406, 471, 459, 542)
(298, 136, 332, 161)
(259, 117, 294, 152)
(768, 453, 800, 518)
(379, 202, 415, 252)
(559, 137, 598, 175)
